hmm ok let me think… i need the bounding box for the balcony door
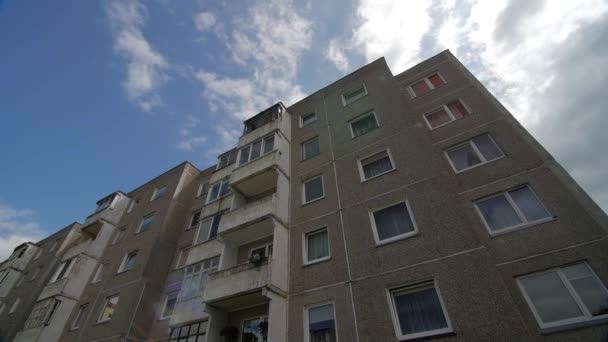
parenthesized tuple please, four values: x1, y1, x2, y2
(242, 316, 268, 342)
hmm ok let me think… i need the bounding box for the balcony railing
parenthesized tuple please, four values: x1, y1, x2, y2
(204, 260, 270, 304)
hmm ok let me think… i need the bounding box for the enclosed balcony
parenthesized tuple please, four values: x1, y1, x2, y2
(203, 261, 271, 309)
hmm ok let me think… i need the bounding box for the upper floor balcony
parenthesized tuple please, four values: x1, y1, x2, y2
(84, 191, 130, 226)
(203, 260, 272, 309)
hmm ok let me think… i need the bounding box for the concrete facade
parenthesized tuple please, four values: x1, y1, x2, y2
(1, 51, 607, 342)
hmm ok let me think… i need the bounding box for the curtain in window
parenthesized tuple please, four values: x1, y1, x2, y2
(263, 136, 275, 154)
(305, 178, 323, 202)
(476, 195, 522, 231)
(411, 80, 429, 96)
(251, 140, 262, 160)
(447, 144, 481, 171)
(447, 101, 468, 118)
(352, 115, 378, 137)
(394, 287, 448, 335)
(508, 187, 550, 222)
(307, 231, 328, 261)
(304, 139, 320, 159)
(239, 146, 250, 165)
(363, 156, 393, 179)
(309, 304, 336, 342)
(426, 109, 451, 128)
(520, 271, 583, 323)
(373, 203, 414, 240)
(429, 74, 445, 88)
(472, 135, 504, 161)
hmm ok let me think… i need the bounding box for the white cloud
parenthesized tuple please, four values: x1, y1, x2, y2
(0, 203, 44, 260)
(177, 115, 207, 151)
(194, 11, 216, 31)
(325, 39, 350, 72)
(106, 0, 169, 112)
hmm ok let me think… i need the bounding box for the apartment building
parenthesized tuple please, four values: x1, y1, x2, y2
(1, 50, 607, 342)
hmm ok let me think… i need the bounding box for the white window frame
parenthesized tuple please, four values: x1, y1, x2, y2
(303, 228, 330, 265)
(517, 262, 608, 330)
(406, 72, 446, 98)
(422, 98, 472, 130)
(188, 210, 202, 230)
(160, 292, 179, 320)
(369, 200, 419, 245)
(97, 295, 119, 323)
(300, 112, 318, 127)
(357, 148, 396, 182)
(126, 199, 136, 213)
(386, 280, 453, 340)
(70, 303, 89, 330)
(248, 242, 274, 260)
(175, 247, 190, 269)
(341, 84, 368, 106)
(444, 134, 504, 173)
(92, 263, 104, 283)
(50, 258, 75, 283)
(237, 133, 276, 166)
(150, 186, 167, 201)
(302, 175, 325, 205)
(194, 214, 222, 244)
(474, 185, 553, 236)
(9, 297, 21, 314)
(302, 136, 320, 160)
(349, 110, 380, 138)
(117, 251, 138, 273)
(304, 301, 339, 342)
(239, 315, 269, 342)
(206, 179, 231, 203)
(136, 214, 154, 233)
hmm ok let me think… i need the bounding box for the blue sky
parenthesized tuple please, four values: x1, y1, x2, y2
(1, 0, 607, 258)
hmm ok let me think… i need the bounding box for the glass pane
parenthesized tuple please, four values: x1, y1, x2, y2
(476, 195, 522, 232)
(219, 180, 231, 198)
(472, 135, 504, 162)
(263, 136, 275, 154)
(197, 219, 212, 244)
(125, 253, 137, 270)
(304, 177, 324, 203)
(393, 286, 448, 336)
(411, 80, 429, 96)
(208, 215, 221, 240)
(447, 143, 482, 171)
(100, 296, 119, 322)
(239, 146, 250, 165)
(564, 264, 608, 316)
(425, 108, 452, 128)
(304, 138, 320, 160)
(446, 100, 468, 118)
(302, 113, 316, 126)
(508, 187, 550, 223)
(343, 87, 366, 103)
(362, 154, 393, 179)
(520, 271, 584, 323)
(209, 183, 220, 201)
(351, 114, 378, 137)
(242, 318, 264, 342)
(309, 304, 336, 342)
(563, 263, 592, 280)
(141, 215, 154, 231)
(307, 230, 329, 261)
(250, 140, 262, 160)
(429, 74, 445, 88)
(373, 203, 415, 241)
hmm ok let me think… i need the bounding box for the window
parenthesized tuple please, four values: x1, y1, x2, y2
(302, 137, 320, 160)
(195, 214, 222, 243)
(179, 257, 219, 299)
(169, 321, 208, 342)
(151, 186, 167, 201)
(196, 182, 209, 198)
(24, 298, 61, 329)
(126, 199, 136, 213)
(189, 210, 202, 230)
(446, 134, 504, 172)
(137, 214, 154, 233)
(238, 134, 276, 166)
(92, 264, 104, 283)
(303, 175, 324, 204)
(518, 262, 608, 329)
(249, 243, 273, 260)
(474, 185, 552, 235)
(424, 99, 471, 129)
(301, 112, 317, 127)
(349, 111, 379, 138)
(71, 304, 89, 330)
(341, 84, 368, 106)
(242, 316, 268, 342)
(98, 295, 119, 323)
(388, 281, 452, 340)
(217, 149, 237, 169)
(358, 149, 395, 181)
(207, 179, 231, 203)
(160, 292, 178, 319)
(175, 247, 190, 269)
(9, 297, 21, 314)
(306, 303, 337, 342)
(407, 73, 446, 98)
(304, 229, 330, 264)
(94, 195, 114, 213)
(50, 258, 74, 283)
(111, 228, 125, 245)
(370, 201, 418, 244)
(118, 251, 138, 273)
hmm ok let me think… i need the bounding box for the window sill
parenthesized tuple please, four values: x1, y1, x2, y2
(351, 126, 379, 140)
(302, 196, 325, 207)
(408, 83, 447, 100)
(426, 113, 473, 131)
(452, 155, 505, 174)
(206, 193, 232, 205)
(399, 329, 455, 341)
(303, 256, 331, 267)
(539, 316, 608, 335)
(302, 153, 320, 162)
(361, 168, 397, 183)
(94, 319, 111, 326)
(116, 268, 133, 275)
(158, 316, 171, 321)
(375, 232, 419, 247)
(488, 217, 556, 237)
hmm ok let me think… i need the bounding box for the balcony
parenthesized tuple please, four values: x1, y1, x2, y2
(218, 194, 280, 245)
(231, 149, 280, 198)
(204, 261, 271, 310)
